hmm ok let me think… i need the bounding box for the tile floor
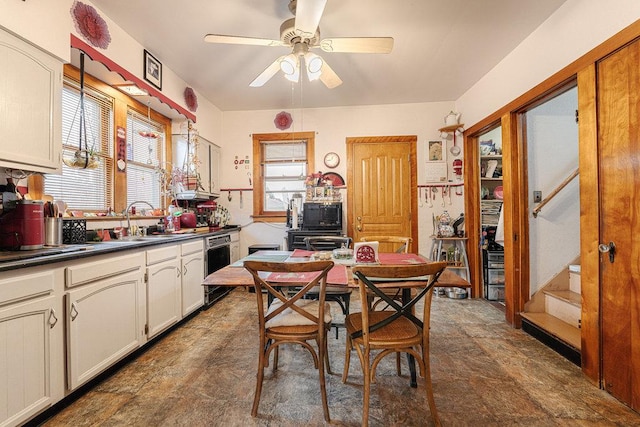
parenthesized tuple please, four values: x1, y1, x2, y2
(40, 289, 640, 426)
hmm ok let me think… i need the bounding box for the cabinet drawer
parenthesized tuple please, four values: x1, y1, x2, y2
(146, 245, 179, 265)
(66, 252, 144, 288)
(0, 268, 56, 306)
(487, 269, 505, 285)
(488, 260, 504, 269)
(486, 284, 505, 301)
(181, 239, 203, 256)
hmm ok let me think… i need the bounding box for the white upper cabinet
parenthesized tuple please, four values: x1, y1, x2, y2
(0, 28, 62, 173)
(173, 133, 221, 199)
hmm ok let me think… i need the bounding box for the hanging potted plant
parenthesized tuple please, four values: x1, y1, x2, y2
(62, 52, 100, 170)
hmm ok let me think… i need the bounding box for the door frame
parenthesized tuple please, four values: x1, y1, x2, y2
(345, 136, 418, 252)
(463, 20, 640, 385)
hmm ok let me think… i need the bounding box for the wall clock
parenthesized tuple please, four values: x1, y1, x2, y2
(323, 152, 340, 168)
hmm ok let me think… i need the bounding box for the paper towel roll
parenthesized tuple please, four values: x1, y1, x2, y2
(291, 206, 298, 229)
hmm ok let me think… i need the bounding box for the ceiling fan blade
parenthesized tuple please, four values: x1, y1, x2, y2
(295, 0, 327, 38)
(249, 56, 285, 87)
(319, 60, 342, 89)
(204, 34, 285, 47)
(320, 37, 394, 53)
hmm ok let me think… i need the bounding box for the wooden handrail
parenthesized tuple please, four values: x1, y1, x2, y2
(532, 168, 579, 218)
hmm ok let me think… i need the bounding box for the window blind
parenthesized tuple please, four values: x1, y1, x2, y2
(261, 140, 308, 211)
(126, 108, 165, 208)
(44, 80, 114, 210)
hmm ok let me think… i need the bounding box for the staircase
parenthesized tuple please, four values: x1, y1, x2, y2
(520, 264, 581, 366)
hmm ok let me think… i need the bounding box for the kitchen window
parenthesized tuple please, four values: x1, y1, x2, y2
(45, 77, 114, 210)
(126, 108, 165, 209)
(44, 65, 171, 213)
(252, 132, 315, 220)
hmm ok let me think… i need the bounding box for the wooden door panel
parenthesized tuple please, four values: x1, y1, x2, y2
(347, 136, 417, 253)
(598, 40, 640, 410)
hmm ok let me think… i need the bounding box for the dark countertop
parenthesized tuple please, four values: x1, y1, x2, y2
(0, 226, 240, 273)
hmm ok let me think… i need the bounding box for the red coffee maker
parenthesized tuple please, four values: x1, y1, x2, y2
(0, 200, 45, 250)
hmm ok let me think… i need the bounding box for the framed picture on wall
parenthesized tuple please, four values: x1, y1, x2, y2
(426, 140, 448, 182)
(427, 140, 445, 162)
(144, 49, 162, 90)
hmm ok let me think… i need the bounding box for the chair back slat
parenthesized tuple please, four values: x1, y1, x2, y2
(360, 236, 412, 253)
(244, 260, 334, 326)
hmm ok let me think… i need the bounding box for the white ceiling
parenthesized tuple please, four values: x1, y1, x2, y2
(88, 0, 567, 113)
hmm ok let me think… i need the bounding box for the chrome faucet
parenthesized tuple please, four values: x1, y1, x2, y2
(124, 200, 155, 237)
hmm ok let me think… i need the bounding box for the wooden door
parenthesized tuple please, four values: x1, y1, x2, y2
(346, 136, 417, 253)
(597, 40, 640, 410)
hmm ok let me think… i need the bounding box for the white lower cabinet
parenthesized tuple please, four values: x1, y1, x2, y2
(230, 231, 240, 264)
(146, 245, 181, 338)
(65, 253, 146, 391)
(180, 240, 204, 317)
(0, 267, 64, 427)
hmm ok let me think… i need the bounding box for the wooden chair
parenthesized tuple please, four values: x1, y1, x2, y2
(304, 235, 352, 252)
(360, 236, 413, 311)
(304, 236, 353, 338)
(360, 235, 412, 254)
(243, 260, 334, 422)
(343, 262, 448, 427)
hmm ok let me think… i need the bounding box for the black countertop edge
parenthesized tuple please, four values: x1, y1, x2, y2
(0, 226, 240, 273)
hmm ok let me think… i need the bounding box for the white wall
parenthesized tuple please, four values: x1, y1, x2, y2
(0, 0, 73, 61)
(220, 101, 465, 257)
(73, 2, 224, 143)
(527, 88, 579, 295)
(456, 0, 640, 126)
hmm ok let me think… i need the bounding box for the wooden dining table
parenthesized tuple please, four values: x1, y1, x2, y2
(202, 250, 472, 290)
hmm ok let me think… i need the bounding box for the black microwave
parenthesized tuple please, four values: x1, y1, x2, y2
(302, 202, 342, 230)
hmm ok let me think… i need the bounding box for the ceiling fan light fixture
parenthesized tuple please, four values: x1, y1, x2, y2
(284, 66, 300, 83)
(305, 52, 323, 73)
(280, 53, 298, 75)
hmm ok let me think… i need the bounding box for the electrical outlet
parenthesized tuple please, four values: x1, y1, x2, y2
(533, 191, 542, 203)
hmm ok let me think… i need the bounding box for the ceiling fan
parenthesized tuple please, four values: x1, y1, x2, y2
(203, 0, 393, 89)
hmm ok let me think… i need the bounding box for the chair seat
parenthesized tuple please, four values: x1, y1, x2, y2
(266, 299, 332, 329)
(345, 310, 421, 343)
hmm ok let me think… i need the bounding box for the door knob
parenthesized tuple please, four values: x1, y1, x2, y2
(357, 225, 362, 231)
(357, 216, 362, 222)
(598, 241, 616, 263)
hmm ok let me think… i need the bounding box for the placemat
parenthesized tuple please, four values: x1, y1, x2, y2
(230, 253, 291, 267)
(266, 264, 348, 285)
(291, 249, 314, 258)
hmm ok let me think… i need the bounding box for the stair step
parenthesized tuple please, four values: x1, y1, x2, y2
(521, 312, 581, 366)
(520, 311, 581, 350)
(543, 289, 581, 307)
(543, 289, 581, 328)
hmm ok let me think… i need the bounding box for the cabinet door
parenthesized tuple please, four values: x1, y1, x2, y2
(0, 28, 62, 173)
(209, 143, 221, 196)
(0, 295, 60, 427)
(147, 258, 181, 338)
(198, 140, 212, 195)
(181, 251, 204, 317)
(66, 270, 145, 390)
(229, 232, 240, 263)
